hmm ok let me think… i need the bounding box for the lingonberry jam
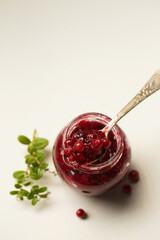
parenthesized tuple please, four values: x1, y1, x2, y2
(52, 113, 131, 196)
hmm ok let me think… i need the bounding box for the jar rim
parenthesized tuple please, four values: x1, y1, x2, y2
(62, 112, 124, 174)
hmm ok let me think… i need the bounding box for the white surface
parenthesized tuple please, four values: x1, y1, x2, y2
(0, 0, 160, 239)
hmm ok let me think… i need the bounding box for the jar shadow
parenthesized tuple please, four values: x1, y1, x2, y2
(91, 161, 140, 210)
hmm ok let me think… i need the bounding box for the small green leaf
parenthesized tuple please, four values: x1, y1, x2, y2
(17, 179, 22, 184)
(27, 145, 35, 153)
(39, 194, 48, 198)
(29, 168, 43, 179)
(34, 152, 44, 162)
(13, 171, 25, 180)
(29, 172, 40, 180)
(41, 162, 48, 169)
(24, 182, 31, 186)
(31, 196, 39, 205)
(32, 162, 39, 167)
(20, 189, 29, 197)
(30, 167, 38, 173)
(33, 138, 49, 150)
(32, 185, 39, 189)
(25, 154, 36, 164)
(14, 184, 21, 189)
(25, 154, 31, 160)
(28, 192, 34, 200)
(19, 196, 24, 200)
(31, 185, 39, 194)
(18, 135, 31, 145)
(10, 190, 18, 195)
(30, 168, 43, 179)
(32, 189, 39, 194)
(39, 187, 47, 193)
(38, 168, 43, 178)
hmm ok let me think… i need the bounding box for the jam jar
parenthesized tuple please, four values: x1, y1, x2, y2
(52, 112, 131, 196)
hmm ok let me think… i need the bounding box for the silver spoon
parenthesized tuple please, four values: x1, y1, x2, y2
(82, 68, 160, 167)
(103, 68, 160, 137)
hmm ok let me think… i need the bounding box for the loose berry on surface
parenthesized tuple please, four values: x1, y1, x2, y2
(76, 209, 86, 219)
(128, 170, 139, 182)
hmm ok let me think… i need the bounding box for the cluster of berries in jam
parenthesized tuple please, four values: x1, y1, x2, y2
(63, 119, 117, 168)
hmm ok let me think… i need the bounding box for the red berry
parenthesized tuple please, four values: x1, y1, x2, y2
(68, 155, 75, 162)
(64, 138, 75, 147)
(91, 138, 102, 150)
(86, 132, 97, 140)
(64, 147, 73, 156)
(122, 184, 132, 194)
(84, 144, 92, 154)
(73, 141, 85, 152)
(76, 153, 85, 163)
(76, 209, 86, 218)
(97, 130, 105, 138)
(102, 137, 111, 148)
(72, 131, 84, 140)
(128, 170, 139, 183)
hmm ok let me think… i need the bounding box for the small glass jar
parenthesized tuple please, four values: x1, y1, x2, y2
(52, 112, 131, 196)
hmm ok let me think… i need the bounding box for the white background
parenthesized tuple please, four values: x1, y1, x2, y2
(0, 0, 160, 239)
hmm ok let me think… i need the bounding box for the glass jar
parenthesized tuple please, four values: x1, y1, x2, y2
(52, 112, 131, 196)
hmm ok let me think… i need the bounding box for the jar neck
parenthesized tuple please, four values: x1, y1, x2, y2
(62, 112, 124, 174)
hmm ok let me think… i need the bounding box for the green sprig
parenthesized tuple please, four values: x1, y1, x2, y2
(10, 129, 56, 205)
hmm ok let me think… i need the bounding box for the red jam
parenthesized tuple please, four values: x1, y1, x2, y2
(52, 113, 131, 196)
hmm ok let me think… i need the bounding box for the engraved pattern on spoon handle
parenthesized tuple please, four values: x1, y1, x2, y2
(133, 71, 160, 104)
(106, 69, 160, 134)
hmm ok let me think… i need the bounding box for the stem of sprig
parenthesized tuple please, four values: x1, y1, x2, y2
(10, 130, 56, 205)
(31, 130, 57, 175)
(32, 129, 36, 144)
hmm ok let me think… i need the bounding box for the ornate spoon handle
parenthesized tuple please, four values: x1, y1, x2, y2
(105, 69, 160, 136)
